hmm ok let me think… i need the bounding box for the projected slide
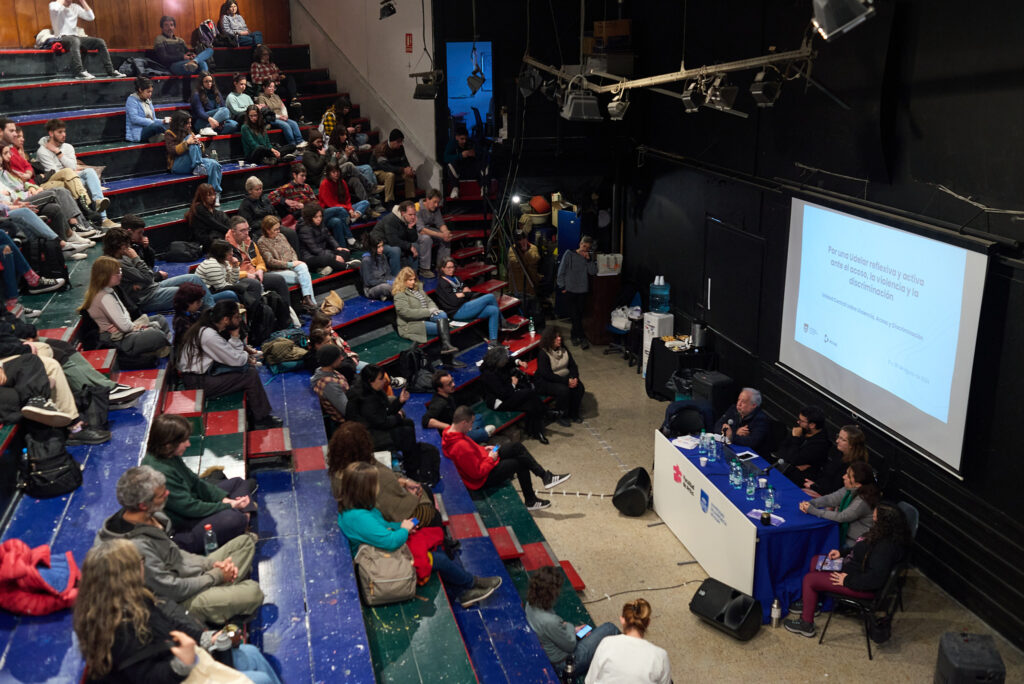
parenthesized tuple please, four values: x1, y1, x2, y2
(779, 199, 988, 474)
(794, 204, 964, 422)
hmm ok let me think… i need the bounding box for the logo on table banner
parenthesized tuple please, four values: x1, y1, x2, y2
(699, 489, 727, 526)
(700, 489, 709, 513)
(673, 466, 695, 496)
(673, 465, 682, 483)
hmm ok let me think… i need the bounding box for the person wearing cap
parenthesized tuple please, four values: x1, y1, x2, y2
(311, 343, 350, 434)
(508, 229, 542, 297)
(371, 129, 416, 202)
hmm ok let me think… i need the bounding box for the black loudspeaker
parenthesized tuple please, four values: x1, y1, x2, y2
(691, 370, 734, 420)
(935, 633, 1005, 683)
(612, 467, 651, 517)
(689, 577, 762, 641)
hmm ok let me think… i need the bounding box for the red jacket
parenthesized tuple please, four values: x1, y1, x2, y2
(0, 539, 80, 616)
(441, 427, 498, 489)
(318, 177, 353, 211)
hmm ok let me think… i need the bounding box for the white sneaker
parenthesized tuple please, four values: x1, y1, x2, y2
(484, 424, 496, 436)
(215, 193, 221, 207)
(76, 71, 95, 80)
(296, 141, 309, 149)
(62, 241, 90, 253)
(449, 186, 460, 199)
(543, 472, 572, 489)
(199, 127, 217, 136)
(347, 237, 357, 246)
(68, 252, 88, 260)
(109, 70, 127, 78)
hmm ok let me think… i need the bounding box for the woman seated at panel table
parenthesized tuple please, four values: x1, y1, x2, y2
(784, 501, 910, 638)
(803, 424, 869, 497)
(799, 460, 880, 552)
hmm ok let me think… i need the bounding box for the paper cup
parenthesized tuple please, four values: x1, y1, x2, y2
(699, 456, 708, 467)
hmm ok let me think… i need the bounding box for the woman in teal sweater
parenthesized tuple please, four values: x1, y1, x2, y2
(240, 105, 296, 166)
(141, 414, 258, 554)
(337, 462, 503, 608)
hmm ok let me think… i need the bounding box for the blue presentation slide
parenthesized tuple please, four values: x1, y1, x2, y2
(792, 204, 967, 422)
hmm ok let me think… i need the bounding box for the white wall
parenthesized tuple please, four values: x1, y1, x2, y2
(290, 0, 440, 190)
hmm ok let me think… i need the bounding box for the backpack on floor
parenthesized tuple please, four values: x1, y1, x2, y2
(353, 543, 416, 605)
(161, 241, 204, 262)
(396, 347, 432, 392)
(245, 301, 278, 348)
(19, 239, 69, 293)
(18, 429, 82, 499)
(117, 57, 170, 77)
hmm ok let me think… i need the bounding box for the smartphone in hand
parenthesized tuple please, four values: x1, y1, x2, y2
(575, 625, 592, 639)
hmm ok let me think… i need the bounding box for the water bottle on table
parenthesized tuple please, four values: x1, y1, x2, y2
(764, 485, 776, 512)
(203, 524, 218, 555)
(745, 475, 756, 501)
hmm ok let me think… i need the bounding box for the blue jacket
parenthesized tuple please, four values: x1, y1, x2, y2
(125, 93, 159, 142)
(338, 507, 408, 556)
(191, 89, 226, 126)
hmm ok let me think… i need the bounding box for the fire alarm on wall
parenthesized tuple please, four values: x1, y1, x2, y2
(405, 34, 413, 53)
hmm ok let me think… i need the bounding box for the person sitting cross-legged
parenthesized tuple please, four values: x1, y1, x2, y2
(142, 414, 257, 555)
(421, 370, 493, 444)
(190, 72, 239, 137)
(267, 162, 315, 221)
(442, 405, 569, 511)
(94, 465, 264, 627)
(175, 300, 283, 431)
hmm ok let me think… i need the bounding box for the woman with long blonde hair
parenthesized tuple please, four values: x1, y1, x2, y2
(80, 256, 171, 358)
(391, 266, 461, 363)
(74, 539, 281, 682)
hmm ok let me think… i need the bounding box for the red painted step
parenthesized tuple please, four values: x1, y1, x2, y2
(455, 262, 496, 280)
(506, 331, 542, 358)
(80, 348, 115, 374)
(521, 541, 559, 572)
(36, 327, 73, 342)
(247, 428, 292, 459)
(470, 279, 505, 295)
(450, 229, 485, 241)
(117, 368, 165, 391)
(452, 245, 484, 260)
(487, 526, 524, 560)
(496, 294, 520, 310)
(560, 560, 586, 591)
(205, 409, 246, 436)
(293, 445, 327, 472)
(445, 213, 487, 223)
(448, 512, 487, 539)
(163, 390, 204, 416)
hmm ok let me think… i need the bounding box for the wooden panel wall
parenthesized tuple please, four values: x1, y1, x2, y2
(0, 0, 291, 49)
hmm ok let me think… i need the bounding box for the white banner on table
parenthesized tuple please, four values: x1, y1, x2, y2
(652, 430, 757, 594)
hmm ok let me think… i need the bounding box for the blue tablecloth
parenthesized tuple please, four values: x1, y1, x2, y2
(674, 443, 839, 622)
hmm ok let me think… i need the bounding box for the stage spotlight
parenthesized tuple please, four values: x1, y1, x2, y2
(518, 67, 542, 98)
(379, 1, 396, 20)
(411, 70, 443, 99)
(681, 81, 705, 113)
(560, 89, 602, 121)
(607, 90, 629, 120)
(811, 0, 874, 41)
(467, 68, 486, 95)
(750, 69, 781, 107)
(512, 194, 521, 204)
(705, 75, 738, 112)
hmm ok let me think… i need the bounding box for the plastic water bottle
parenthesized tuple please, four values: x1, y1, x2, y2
(729, 460, 741, 488)
(649, 276, 670, 313)
(203, 524, 218, 555)
(765, 485, 776, 512)
(745, 475, 756, 501)
(528, 317, 535, 335)
(708, 438, 718, 462)
(696, 430, 707, 458)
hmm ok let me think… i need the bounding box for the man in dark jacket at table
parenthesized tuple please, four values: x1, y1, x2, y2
(774, 405, 832, 486)
(713, 387, 771, 454)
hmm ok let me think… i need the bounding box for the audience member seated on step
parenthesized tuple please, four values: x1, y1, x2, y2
(372, 129, 417, 201)
(172, 282, 207, 343)
(777, 405, 832, 488)
(371, 201, 420, 276)
(328, 128, 381, 205)
(0, 229, 65, 311)
(784, 501, 910, 639)
(0, 185, 81, 253)
(435, 257, 513, 346)
(219, 1, 263, 46)
(74, 540, 282, 684)
(35, 118, 116, 229)
(165, 111, 223, 206)
(256, 215, 316, 313)
(479, 344, 550, 444)
(556, 234, 598, 349)
(413, 189, 453, 277)
(0, 352, 76, 428)
(804, 424, 870, 498)
(227, 74, 257, 124)
(443, 405, 569, 511)
(296, 201, 359, 276)
(241, 105, 296, 167)
(319, 161, 369, 247)
(339, 461, 501, 605)
(251, 45, 298, 103)
(526, 565, 619, 679)
(95, 465, 265, 627)
(311, 344, 351, 434)
(361, 235, 394, 301)
(125, 76, 171, 145)
(308, 310, 362, 373)
(103, 227, 219, 313)
(176, 301, 283, 430)
(240, 176, 283, 242)
(190, 72, 239, 137)
(535, 326, 586, 427)
(254, 79, 305, 149)
(194, 239, 255, 306)
(508, 228, 543, 298)
(712, 386, 771, 454)
(392, 267, 463, 368)
(800, 461, 880, 553)
(224, 216, 293, 311)
(48, 0, 126, 80)
(187, 182, 230, 250)
(442, 126, 481, 199)
(320, 96, 370, 149)
(81, 257, 172, 359)
(422, 370, 494, 444)
(142, 414, 258, 555)
(155, 15, 213, 76)
(122, 214, 160, 275)
(586, 598, 671, 684)
(345, 363, 437, 485)
(302, 130, 335, 186)
(268, 162, 315, 221)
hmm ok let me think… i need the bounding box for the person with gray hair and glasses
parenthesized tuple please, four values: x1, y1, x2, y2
(712, 387, 772, 454)
(94, 465, 264, 626)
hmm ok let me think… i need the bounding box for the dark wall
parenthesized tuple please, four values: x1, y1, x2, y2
(617, 0, 1024, 647)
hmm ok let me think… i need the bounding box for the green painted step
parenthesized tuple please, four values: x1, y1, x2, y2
(363, 573, 476, 682)
(145, 198, 244, 227)
(351, 331, 411, 366)
(205, 391, 246, 412)
(505, 561, 593, 631)
(470, 401, 526, 433)
(470, 482, 546, 547)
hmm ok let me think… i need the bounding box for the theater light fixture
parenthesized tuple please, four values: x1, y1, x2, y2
(607, 90, 629, 120)
(467, 69, 486, 95)
(705, 75, 739, 112)
(410, 70, 444, 99)
(750, 68, 782, 107)
(512, 194, 522, 204)
(518, 67, 542, 98)
(560, 77, 602, 122)
(681, 81, 705, 113)
(811, 0, 874, 41)
(379, 0, 396, 20)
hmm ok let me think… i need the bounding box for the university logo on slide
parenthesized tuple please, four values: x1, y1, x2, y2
(700, 489, 709, 513)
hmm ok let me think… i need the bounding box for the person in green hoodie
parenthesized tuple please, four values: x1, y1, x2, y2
(141, 414, 257, 554)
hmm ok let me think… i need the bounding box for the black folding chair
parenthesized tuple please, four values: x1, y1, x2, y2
(817, 562, 905, 659)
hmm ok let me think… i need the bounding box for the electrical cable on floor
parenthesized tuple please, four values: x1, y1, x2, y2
(582, 578, 704, 605)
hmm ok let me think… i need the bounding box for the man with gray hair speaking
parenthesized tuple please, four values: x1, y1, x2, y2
(713, 387, 771, 454)
(94, 465, 263, 626)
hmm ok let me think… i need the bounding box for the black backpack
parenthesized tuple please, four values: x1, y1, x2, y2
(161, 241, 204, 262)
(18, 429, 82, 499)
(397, 347, 433, 392)
(245, 300, 279, 347)
(117, 56, 170, 77)
(20, 239, 69, 291)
